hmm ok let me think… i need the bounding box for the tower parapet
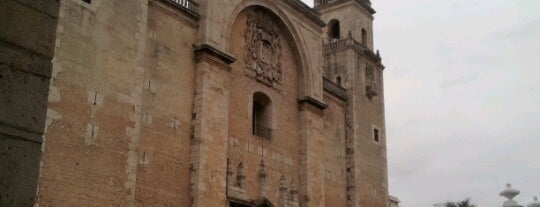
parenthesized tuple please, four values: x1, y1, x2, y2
(315, 0, 375, 14)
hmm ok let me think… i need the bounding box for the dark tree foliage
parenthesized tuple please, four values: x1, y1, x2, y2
(445, 198, 476, 207)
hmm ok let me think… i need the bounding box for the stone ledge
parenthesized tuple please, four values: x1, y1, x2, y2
(282, 0, 326, 27)
(194, 43, 237, 67)
(153, 0, 200, 20)
(322, 35, 385, 69)
(298, 96, 327, 110)
(323, 78, 348, 101)
(315, 0, 376, 15)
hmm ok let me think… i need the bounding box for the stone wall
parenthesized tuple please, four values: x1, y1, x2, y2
(227, 6, 303, 205)
(319, 1, 388, 205)
(0, 0, 59, 206)
(17, 0, 390, 206)
(134, 2, 197, 206)
(37, 0, 149, 205)
(353, 55, 388, 207)
(322, 93, 348, 207)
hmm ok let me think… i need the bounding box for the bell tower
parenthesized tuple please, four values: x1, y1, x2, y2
(317, 1, 389, 207)
(316, 0, 375, 50)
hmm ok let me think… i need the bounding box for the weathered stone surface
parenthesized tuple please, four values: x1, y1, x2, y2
(0, 0, 59, 206)
(0, 66, 50, 136)
(0, 0, 59, 58)
(0, 135, 41, 207)
(0, 0, 390, 207)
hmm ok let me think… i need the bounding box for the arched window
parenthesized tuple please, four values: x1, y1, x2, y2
(252, 92, 272, 139)
(328, 19, 341, 40)
(361, 28, 368, 46)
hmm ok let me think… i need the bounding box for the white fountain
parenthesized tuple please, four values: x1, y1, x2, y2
(500, 183, 524, 207)
(528, 196, 540, 207)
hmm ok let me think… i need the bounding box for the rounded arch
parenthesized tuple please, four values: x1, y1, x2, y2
(327, 19, 341, 39)
(226, 1, 312, 98)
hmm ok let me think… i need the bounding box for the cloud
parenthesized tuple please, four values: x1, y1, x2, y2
(373, 0, 540, 206)
(299, 0, 540, 206)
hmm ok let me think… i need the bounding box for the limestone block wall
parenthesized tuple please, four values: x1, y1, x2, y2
(36, 0, 202, 206)
(352, 54, 388, 207)
(37, 0, 150, 205)
(318, 1, 388, 205)
(14, 0, 389, 206)
(134, 2, 198, 206)
(0, 0, 59, 206)
(322, 93, 348, 207)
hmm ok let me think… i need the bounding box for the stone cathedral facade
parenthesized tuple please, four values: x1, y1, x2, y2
(0, 0, 388, 206)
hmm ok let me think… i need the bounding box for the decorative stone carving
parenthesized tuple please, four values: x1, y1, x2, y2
(227, 159, 233, 184)
(277, 176, 299, 207)
(279, 175, 288, 195)
(227, 160, 247, 201)
(245, 10, 283, 89)
(237, 162, 246, 188)
(258, 160, 268, 197)
(290, 179, 298, 202)
(365, 66, 378, 99)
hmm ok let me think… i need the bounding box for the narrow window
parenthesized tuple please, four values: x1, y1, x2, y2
(373, 128, 380, 142)
(252, 92, 272, 139)
(361, 28, 368, 46)
(336, 76, 342, 87)
(328, 20, 341, 40)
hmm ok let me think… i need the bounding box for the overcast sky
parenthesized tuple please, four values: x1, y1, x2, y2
(302, 0, 540, 206)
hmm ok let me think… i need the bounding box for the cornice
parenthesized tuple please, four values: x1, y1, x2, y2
(315, 0, 376, 15)
(323, 78, 348, 101)
(154, 0, 201, 20)
(298, 96, 328, 111)
(282, 0, 326, 27)
(193, 43, 237, 69)
(322, 34, 384, 69)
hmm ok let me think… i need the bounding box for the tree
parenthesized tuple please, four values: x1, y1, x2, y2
(445, 198, 477, 207)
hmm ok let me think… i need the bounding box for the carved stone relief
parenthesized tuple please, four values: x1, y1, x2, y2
(365, 66, 378, 99)
(244, 10, 283, 89)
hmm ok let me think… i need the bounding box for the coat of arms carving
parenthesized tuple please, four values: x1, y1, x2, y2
(244, 10, 283, 89)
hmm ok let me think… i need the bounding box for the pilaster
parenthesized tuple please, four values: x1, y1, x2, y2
(190, 44, 235, 207)
(298, 98, 326, 207)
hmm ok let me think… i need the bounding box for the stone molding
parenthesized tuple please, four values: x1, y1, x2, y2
(298, 96, 327, 111)
(323, 33, 385, 69)
(282, 0, 326, 27)
(154, 0, 200, 20)
(194, 43, 237, 69)
(315, 0, 376, 14)
(323, 78, 348, 101)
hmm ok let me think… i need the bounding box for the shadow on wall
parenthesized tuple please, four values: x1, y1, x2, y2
(0, 0, 60, 206)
